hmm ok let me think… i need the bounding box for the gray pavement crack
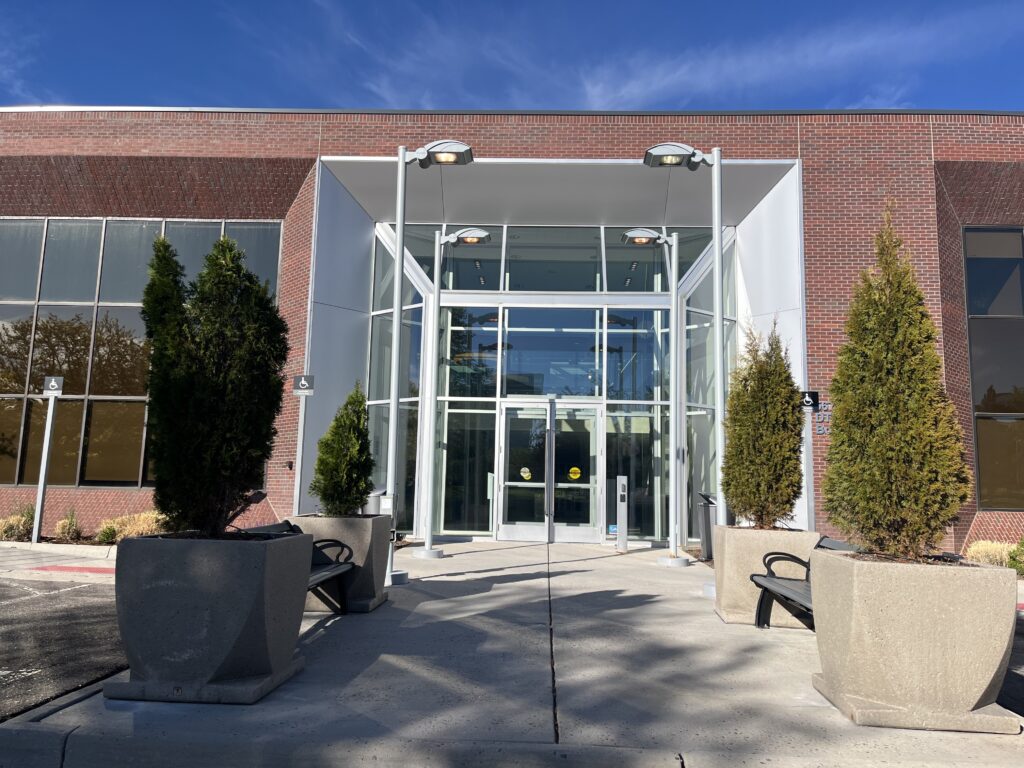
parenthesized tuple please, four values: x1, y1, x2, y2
(546, 542, 560, 744)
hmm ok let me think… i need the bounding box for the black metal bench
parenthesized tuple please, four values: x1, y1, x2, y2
(249, 521, 354, 611)
(749, 536, 857, 630)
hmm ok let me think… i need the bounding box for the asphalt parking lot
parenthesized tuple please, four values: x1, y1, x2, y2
(0, 576, 125, 722)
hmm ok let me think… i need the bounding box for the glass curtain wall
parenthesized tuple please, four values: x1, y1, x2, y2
(0, 217, 281, 488)
(683, 238, 737, 539)
(964, 228, 1024, 510)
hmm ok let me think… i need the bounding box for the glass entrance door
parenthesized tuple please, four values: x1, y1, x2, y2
(497, 401, 602, 542)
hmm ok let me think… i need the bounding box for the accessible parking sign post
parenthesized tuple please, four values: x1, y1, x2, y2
(32, 376, 63, 544)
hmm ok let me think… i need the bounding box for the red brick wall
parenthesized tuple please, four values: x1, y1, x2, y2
(2, 109, 1024, 545)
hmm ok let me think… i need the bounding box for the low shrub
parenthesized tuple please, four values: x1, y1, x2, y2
(94, 511, 167, 544)
(964, 540, 1014, 567)
(54, 509, 83, 543)
(0, 503, 35, 542)
(1008, 539, 1024, 577)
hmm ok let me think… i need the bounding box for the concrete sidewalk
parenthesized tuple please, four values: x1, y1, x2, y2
(1, 542, 1021, 767)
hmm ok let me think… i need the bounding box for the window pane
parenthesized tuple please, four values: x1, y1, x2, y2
(606, 310, 670, 401)
(18, 398, 84, 485)
(976, 417, 1024, 510)
(686, 310, 714, 406)
(395, 403, 417, 530)
(368, 315, 392, 401)
(80, 401, 145, 485)
(969, 318, 1024, 412)
(0, 398, 22, 484)
(0, 305, 33, 394)
(606, 409, 669, 538)
(503, 308, 601, 397)
(441, 224, 501, 290)
(440, 307, 499, 398)
(165, 221, 221, 283)
(686, 406, 717, 538)
(371, 238, 416, 311)
(99, 220, 161, 302)
(668, 228, 712, 281)
(367, 403, 388, 491)
(90, 307, 149, 396)
(965, 230, 1024, 317)
(404, 224, 438, 280)
(505, 227, 601, 292)
(224, 222, 281, 295)
(442, 408, 496, 531)
(688, 269, 713, 312)
(39, 220, 102, 302)
(605, 228, 666, 292)
(0, 219, 43, 300)
(29, 306, 93, 395)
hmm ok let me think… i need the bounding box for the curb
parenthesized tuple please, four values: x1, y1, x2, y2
(0, 542, 117, 560)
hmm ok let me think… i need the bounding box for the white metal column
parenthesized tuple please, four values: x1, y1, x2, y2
(711, 147, 727, 526)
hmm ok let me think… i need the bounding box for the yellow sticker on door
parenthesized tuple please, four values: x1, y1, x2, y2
(520, 467, 532, 481)
(568, 466, 581, 481)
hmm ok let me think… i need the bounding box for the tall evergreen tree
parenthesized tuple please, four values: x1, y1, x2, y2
(824, 210, 971, 558)
(309, 383, 375, 515)
(721, 324, 804, 528)
(143, 237, 289, 537)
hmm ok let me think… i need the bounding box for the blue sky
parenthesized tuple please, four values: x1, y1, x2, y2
(1, 0, 1022, 111)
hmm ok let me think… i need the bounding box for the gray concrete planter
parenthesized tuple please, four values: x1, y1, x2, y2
(713, 525, 821, 628)
(104, 531, 313, 704)
(811, 549, 1021, 734)
(287, 514, 391, 613)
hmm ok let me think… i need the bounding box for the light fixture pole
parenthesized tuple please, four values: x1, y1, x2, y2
(641, 141, 726, 535)
(622, 229, 686, 566)
(386, 141, 474, 559)
(415, 227, 492, 560)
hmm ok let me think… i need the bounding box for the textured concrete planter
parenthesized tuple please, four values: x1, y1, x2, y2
(713, 525, 821, 628)
(811, 549, 1021, 734)
(287, 514, 391, 613)
(104, 531, 313, 704)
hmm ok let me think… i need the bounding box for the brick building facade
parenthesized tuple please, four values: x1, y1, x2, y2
(1, 107, 1023, 551)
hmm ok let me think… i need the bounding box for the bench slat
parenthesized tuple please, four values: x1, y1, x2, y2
(751, 575, 813, 611)
(308, 562, 353, 589)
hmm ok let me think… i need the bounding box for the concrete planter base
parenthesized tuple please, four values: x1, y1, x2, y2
(713, 525, 821, 628)
(811, 549, 1022, 734)
(287, 514, 391, 613)
(104, 531, 313, 704)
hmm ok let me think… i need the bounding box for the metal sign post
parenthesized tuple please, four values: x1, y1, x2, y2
(615, 475, 629, 554)
(291, 376, 315, 517)
(31, 377, 63, 544)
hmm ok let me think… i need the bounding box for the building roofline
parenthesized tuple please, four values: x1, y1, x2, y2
(1, 105, 1023, 118)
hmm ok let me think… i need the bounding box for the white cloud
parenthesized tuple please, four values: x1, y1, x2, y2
(0, 26, 60, 104)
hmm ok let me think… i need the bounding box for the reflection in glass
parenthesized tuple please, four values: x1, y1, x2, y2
(0, 398, 21, 484)
(371, 238, 416, 311)
(368, 403, 388, 491)
(441, 224, 501, 290)
(553, 408, 596, 526)
(440, 307, 498, 397)
(970, 318, 1024, 413)
(687, 406, 716, 539)
(0, 305, 33, 394)
(605, 228, 665, 292)
(606, 408, 668, 537)
(441, 407, 495, 531)
(395, 403, 417, 530)
(80, 401, 145, 484)
(668, 227, 712, 282)
(503, 308, 601, 397)
(0, 219, 44, 301)
(504, 408, 547, 523)
(686, 310, 714, 405)
(976, 417, 1024, 510)
(29, 307, 93, 394)
(224, 222, 282, 295)
(165, 221, 222, 282)
(607, 310, 669, 401)
(99, 220, 161, 302)
(19, 399, 84, 485)
(39, 220, 102, 302)
(368, 315, 392, 402)
(505, 227, 601, 291)
(90, 307, 150, 396)
(403, 224, 438, 280)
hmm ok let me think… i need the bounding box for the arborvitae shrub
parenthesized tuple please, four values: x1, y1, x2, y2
(142, 237, 288, 537)
(823, 211, 971, 558)
(309, 383, 375, 515)
(721, 325, 804, 528)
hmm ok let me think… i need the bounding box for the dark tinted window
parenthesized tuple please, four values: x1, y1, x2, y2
(18, 399, 84, 485)
(0, 304, 34, 394)
(165, 221, 221, 282)
(100, 220, 161, 302)
(39, 220, 102, 302)
(224, 222, 281, 295)
(80, 401, 145, 485)
(29, 306, 93, 395)
(965, 230, 1024, 316)
(975, 418, 1024, 510)
(90, 307, 149, 396)
(505, 227, 601, 292)
(0, 398, 22, 484)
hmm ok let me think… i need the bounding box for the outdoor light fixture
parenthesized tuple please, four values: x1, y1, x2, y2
(641, 140, 726, 555)
(621, 227, 667, 247)
(643, 142, 712, 170)
(415, 139, 474, 168)
(388, 140, 475, 569)
(441, 227, 491, 247)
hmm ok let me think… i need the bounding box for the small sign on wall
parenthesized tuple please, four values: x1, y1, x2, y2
(292, 375, 315, 396)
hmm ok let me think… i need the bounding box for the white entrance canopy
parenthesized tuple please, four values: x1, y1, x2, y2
(321, 156, 795, 227)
